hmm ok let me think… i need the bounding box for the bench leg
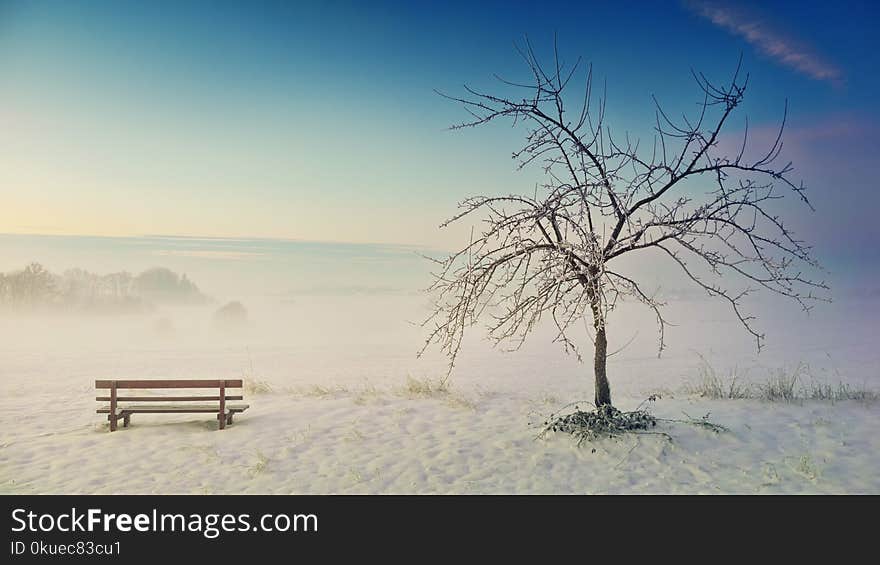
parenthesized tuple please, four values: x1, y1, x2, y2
(123, 414, 131, 428)
(226, 413, 234, 426)
(217, 413, 227, 430)
(108, 414, 117, 432)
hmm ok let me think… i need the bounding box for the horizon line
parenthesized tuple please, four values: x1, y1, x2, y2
(0, 231, 446, 252)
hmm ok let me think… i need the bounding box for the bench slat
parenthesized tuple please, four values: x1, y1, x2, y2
(97, 404, 249, 414)
(96, 395, 243, 402)
(95, 379, 243, 389)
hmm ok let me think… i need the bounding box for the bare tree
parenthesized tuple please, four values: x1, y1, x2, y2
(421, 40, 828, 408)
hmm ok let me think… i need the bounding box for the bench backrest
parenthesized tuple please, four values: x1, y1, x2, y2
(95, 380, 244, 402)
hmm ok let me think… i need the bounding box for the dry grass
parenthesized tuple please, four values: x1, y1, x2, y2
(248, 450, 270, 477)
(802, 380, 879, 402)
(243, 378, 273, 395)
(789, 454, 820, 481)
(684, 360, 878, 404)
(400, 376, 450, 397)
(286, 377, 477, 409)
(757, 369, 801, 402)
(291, 383, 382, 405)
(683, 360, 751, 399)
(443, 394, 477, 411)
(352, 384, 381, 405)
(298, 384, 350, 398)
(396, 376, 476, 410)
(242, 349, 272, 395)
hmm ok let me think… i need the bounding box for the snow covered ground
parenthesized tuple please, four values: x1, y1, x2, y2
(1, 294, 877, 494)
(2, 382, 878, 494)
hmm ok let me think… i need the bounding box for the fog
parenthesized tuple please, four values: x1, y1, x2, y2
(1, 234, 878, 398)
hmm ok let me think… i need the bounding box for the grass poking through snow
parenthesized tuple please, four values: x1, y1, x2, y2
(248, 450, 270, 477)
(396, 377, 476, 410)
(244, 378, 273, 395)
(684, 360, 878, 403)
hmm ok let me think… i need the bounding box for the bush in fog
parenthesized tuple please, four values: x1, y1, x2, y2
(133, 268, 208, 305)
(213, 301, 248, 329)
(57, 267, 148, 314)
(0, 263, 58, 310)
(152, 316, 175, 336)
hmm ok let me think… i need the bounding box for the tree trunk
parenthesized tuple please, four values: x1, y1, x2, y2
(587, 279, 612, 407)
(593, 323, 611, 407)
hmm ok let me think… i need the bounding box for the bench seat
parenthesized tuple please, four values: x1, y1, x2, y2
(97, 404, 249, 414)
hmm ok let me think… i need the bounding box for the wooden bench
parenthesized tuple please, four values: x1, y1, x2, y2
(96, 379, 249, 432)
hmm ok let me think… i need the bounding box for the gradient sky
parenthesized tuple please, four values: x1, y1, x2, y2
(1, 0, 878, 266)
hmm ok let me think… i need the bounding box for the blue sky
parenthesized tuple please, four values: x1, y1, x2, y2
(1, 0, 877, 272)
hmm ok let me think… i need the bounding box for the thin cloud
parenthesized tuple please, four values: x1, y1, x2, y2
(686, 1, 843, 84)
(151, 249, 267, 260)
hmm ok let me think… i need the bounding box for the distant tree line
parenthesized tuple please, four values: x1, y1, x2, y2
(0, 263, 209, 313)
